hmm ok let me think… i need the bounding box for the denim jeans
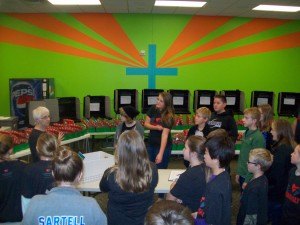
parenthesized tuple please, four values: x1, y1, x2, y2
(147, 144, 172, 169)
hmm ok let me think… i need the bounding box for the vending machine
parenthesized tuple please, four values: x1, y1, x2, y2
(9, 78, 55, 128)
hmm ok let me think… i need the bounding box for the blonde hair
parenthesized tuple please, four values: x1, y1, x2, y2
(114, 130, 153, 193)
(244, 107, 261, 126)
(272, 119, 297, 148)
(159, 92, 175, 128)
(52, 146, 83, 183)
(249, 148, 273, 172)
(0, 134, 13, 158)
(258, 104, 273, 131)
(37, 133, 59, 158)
(196, 107, 211, 120)
(33, 106, 49, 122)
(145, 200, 193, 225)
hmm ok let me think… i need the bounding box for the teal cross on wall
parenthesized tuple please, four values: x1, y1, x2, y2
(126, 44, 178, 88)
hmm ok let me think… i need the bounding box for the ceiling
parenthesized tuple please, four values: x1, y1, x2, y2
(0, 0, 300, 20)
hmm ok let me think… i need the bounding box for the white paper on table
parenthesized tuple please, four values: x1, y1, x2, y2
(120, 96, 131, 104)
(168, 170, 185, 181)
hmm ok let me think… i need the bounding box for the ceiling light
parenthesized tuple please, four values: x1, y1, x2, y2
(155, 1, 207, 8)
(253, 5, 300, 12)
(48, 0, 101, 5)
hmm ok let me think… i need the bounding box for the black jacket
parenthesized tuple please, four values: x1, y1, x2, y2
(207, 111, 238, 142)
(265, 143, 294, 203)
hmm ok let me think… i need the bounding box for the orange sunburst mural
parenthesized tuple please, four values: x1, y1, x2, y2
(0, 13, 146, 67)
(0, 13, 299, 71)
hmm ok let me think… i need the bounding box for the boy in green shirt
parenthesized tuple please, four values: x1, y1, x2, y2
(236, 107, 266, 191)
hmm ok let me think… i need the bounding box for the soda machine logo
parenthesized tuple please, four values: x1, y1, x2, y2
(11, 82, 35, 125)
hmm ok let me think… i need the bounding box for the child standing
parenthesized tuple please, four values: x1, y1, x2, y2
(237, 148, 273, 225)
(114, 105, 144, 146)
(100, 130, 158, 225)
(281, 144, 300, 225)
(207, 94, 238, 143)
(144, 91, 175, 169)
(167, 136, 208, 212)
(258, 104, 274, 150)
(22, 146, 107, 225)
(265, 119, 296, 225)
(195, 135, 235, 225)
(236, 107, 266, 190)
(0, 134, 26, 222)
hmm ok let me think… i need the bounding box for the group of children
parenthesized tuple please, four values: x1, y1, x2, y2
(1, 92, 300, 225)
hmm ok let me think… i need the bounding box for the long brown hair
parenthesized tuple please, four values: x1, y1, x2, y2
(114, 130, 152, 193)
(186, 135, 212, 183)
(258, 104, 273, 131)
(159, 92, 175, 128)
(37, 133, 59, 158)
(272, 119, 297, 148)
(186, 136, 206, 162)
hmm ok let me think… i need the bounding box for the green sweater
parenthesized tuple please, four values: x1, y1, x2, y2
(237, 128, 266, 183)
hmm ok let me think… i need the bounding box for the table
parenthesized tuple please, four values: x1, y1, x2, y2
(0, 126, 11, 131)
(75, 151, 184, 194)
(11, 133, 91, 159)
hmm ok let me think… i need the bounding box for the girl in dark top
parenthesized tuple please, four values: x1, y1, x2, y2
(265, 119, 296, 225)
(0, 134, 26, 222)
(100, 130, 158, 225)
(22, 133, 59, 199)
(258, 104, 273, 150)
(167, 136, 210, 212)
(144, 91, 175, 169)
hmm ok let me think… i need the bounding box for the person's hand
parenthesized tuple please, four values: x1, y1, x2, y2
(242, 182, 247, 190)
(155, 153, 163, 164)
(235, 175, 240, 184)
(156, 125, 163, 131)
(57, 132, 64, 145)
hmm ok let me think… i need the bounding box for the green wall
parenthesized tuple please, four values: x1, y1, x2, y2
(0, 13, 299, 119)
